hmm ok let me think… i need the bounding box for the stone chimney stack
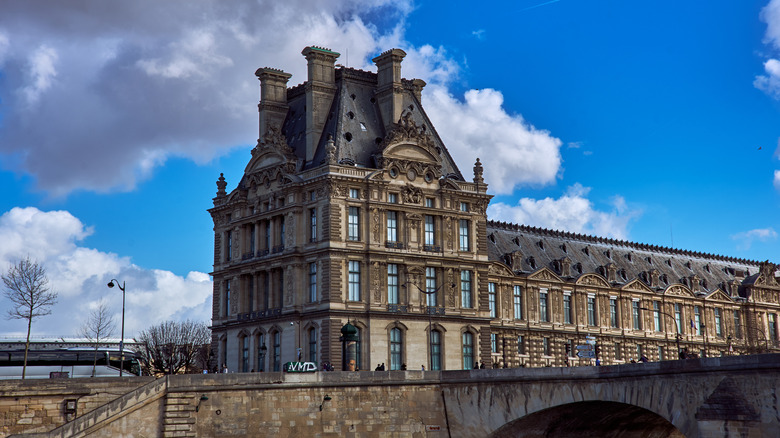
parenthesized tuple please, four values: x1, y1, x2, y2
(301, 46, 340, 163)
(372, 48, 407, 130)
(255, 68, 292, 138)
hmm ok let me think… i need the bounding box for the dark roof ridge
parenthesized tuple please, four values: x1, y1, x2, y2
(287, 82, 305, 99)
(487, 220, 762, 266)
(337, 67, 377, 82)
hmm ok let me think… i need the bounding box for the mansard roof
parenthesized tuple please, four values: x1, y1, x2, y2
(486, 221, 777, 297)
(281, 67, 464, 179)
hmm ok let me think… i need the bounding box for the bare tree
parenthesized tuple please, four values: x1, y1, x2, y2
(134, 320, 211, 375)
(79, 301, 116, 377)
(2, 257, 58, 379)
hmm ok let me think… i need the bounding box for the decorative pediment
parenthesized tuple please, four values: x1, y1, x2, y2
(528, 268, 562, 283)
(622, 279, 654, 293)
(439, 178, 461, 190)
(664, 284, 696, 297)
(489, 262, 514, 277)
(705, 289, 734, 302)
(755, 261, 780, 289)
(401, 183, 423, 204)
(245, 124, 299, 174)
(575, 274, 610, 288)
(378, 113, 439, 158)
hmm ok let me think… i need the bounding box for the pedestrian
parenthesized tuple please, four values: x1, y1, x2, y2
(479, 361, 485, 369)
(595, 359, 600, 366)
(221, 364, 228, 373)
(421, 365, 425, 371)
(375, 364, 382, 371)
(380, 363, 385, 371)
(639, 355, 648, 363)
(401, 363, 407, 370)
(473, 361, 479, 369)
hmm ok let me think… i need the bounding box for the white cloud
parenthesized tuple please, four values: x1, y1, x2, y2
(424, 86, 563, 194)
(487, 184, 642, 239)
(731, 227, 778, 250)
(756, 0, 780, 99)
(0, 207, 212, 338)
(774, 169, 780, 191)
(0, 0, 414, 196)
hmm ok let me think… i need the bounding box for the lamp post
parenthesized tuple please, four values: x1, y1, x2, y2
(107, 279, 126, 376)
(402, 281, 454, 370)
(640, 306, 681, 359)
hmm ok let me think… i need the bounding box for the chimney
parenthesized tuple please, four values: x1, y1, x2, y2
(255, 68, 292, 138)
(301, 46, 340, 163)
(372, 48, 407, 130)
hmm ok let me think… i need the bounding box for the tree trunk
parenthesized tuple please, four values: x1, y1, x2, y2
(23, 315, 32, 380)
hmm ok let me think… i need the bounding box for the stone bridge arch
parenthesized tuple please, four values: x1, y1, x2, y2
(489, 401, 684, 438)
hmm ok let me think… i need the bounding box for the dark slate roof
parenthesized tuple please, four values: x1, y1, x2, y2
(487, 221, 765, 295)
(282, 67, 464, 179)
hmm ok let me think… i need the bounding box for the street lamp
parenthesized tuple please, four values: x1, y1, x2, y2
(402, 281, 454, 370)
(107, 279, 126, 377)
(640, 306, 681, 359)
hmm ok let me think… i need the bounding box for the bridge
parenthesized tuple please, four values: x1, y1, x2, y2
(4, 354, 779, 437)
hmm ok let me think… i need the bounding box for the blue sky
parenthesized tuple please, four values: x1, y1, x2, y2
(0, 0, 778, 337)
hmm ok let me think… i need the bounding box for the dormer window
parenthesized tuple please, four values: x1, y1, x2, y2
(528, 257, 537, 270)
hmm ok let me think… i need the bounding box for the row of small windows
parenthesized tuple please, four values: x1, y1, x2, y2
(349, 207, 471, 251)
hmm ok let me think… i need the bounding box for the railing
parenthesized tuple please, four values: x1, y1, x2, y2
(237, 308, 282, 322)
(425, 306, 446, 315)
(423, 245, 442, 253)
(272, 245, 285, 254)
(386, 304, 409, 313)
(241, 252, 254, 260)
(385, 241, 405, 249)
(256, 249, 269, 257)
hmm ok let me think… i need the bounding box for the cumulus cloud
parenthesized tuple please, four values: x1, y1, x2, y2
(731, 227, 778, 250)
(425, 86, 562, 194)
(756, 0, 780, 99)
(0, 207, 212, 338)
(0, 0, 412, 196)
(487, 184, 642, 240)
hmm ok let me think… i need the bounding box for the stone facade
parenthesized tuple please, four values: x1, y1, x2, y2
(209, 45, 780, 375)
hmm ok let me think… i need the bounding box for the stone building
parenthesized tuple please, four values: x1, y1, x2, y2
(209, 46, 780, 373)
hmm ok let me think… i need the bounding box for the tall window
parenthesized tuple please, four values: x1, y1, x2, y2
(224, 280, 231, 317)
(348, 207, 360, 241)
(563, 293, 572, 324)
(514, 286, 523, 320)
(389, 193, 398, 203)
(250, 226, 256, 254)
(490, 333, 497, 353)
(390, 328, 403, 370)
(461, 271, 473, 308)
(279, 217, 285, 248)
(257, 333, 265, 372)
(460, 202, 469, 212)
(587, 295, 596, 326)
(610, 297, 618, 328)
(273, 331, 281, 371)
(308, 262, 317, 302)
(387, 264, 399, 305)
(734, 310, 742, 339)
(769, 314, 778, 343)
(424, 215, 435, 246)
(543, 337, 550, 356)
(354, 327, 362, 371)
(309, 208, 317, 241)
(264, 221, 270, 251)
(430, 330, 442, 370)
(308, 328, 317, 362)
(348, 261, 361, 301)
(540, 289, 549, 322)
(653, 301, 662, 332)
(387, 211, 398, 242)
(517, 336, 525, 355)
(247, 277, 254, 312)
(675, 303, 683, 334)
(694, 306, 701, 336)
(226, 230, 232, 261)
(425, 267, 437, 307)
(462, 332, 474, 369)
(714, 308, 723, 337)
(632, 300, 641, 330)
(241, 336, 249, 372)
(350, 188, 360, 198)
(425, 198, 434, 208)
(488, 283, 497, 318)
(459, 220, 470, 251)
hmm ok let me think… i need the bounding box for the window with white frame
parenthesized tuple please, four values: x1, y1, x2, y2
(488, 282, 497, 318)
(513, 285, 522, 320)
(490, 333, 497, 353)
(459, 219, 470, 251)
(424, 215, 435, 246)
(694, 306, 701, 336)
(563, 292, 572, 324)
(426, 267, 437, 307)
(632, 300, 641, 330)
(540, 289, 549, 323)
(675, 303, 683, 334)
(348, 207, 360, 241)
(587, 294, 596, 326)
(309, 208, 317, 241)
(387, 211, 398, 242)
(350, 188, 360, 199)
(459, 202, 468, 212)
(348, 261, 361, 301)
(714, 308, 723, 337)
(610, 297, 618, 328)
(653, 301, 662, 332)
(462, 332, 474, 369)
(387, 264, 399, 305)
(461, 270, 472, 308)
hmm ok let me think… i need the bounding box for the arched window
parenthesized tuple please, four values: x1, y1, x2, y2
(390, 328, 403, 370)
(272, 331, 281, 371)
(430, 329, 442, 370)
(462, 332, 474, 369)
(256, 333, 266, 372)
(308, 328, 317, 362)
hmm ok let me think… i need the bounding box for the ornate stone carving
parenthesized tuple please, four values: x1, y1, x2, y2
(285, 266, 294, 306)
(402, 183, 423, 204)
(371, 207, 381, 242)
(378, 112, 436, 153)
(373, 262, 382, 303)
(216, 173, 227, 197)
(473, 158, 484, 185)
(504, 251, 524, 272)
(447, 269, 456, 307)
(444, 217, 453, 249)
(755, 261, 780, 288)
(285, 211, 294, 248)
